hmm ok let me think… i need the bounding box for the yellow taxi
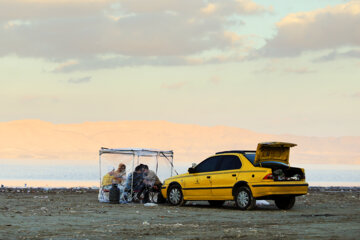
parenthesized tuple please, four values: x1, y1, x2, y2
(161, 142, 308, 210)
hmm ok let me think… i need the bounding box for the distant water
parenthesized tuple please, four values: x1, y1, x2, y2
(297, 164, 360, 187)
(1, 161, 359, 187)
(0, 163, 99, 187)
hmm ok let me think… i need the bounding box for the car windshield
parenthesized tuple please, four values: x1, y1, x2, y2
(243, 152, 256, 164)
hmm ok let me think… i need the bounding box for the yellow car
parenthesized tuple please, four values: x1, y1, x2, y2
(161, 142, 308, 210)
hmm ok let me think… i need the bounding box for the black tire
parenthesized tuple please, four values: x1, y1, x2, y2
(208, 200, 225, 207)
(167, 185, 185, 206)
(275, 196, 295, 210)
(157, 192, 166, 204)
(234, 186, 255, 210)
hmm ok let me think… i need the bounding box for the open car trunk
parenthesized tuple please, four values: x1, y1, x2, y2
(254, 142, 305, 181)
(259, 161, 305, 181)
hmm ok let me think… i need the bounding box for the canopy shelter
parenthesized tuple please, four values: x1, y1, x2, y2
(99, 148, 174, 158)
(98, 147, 177, 203)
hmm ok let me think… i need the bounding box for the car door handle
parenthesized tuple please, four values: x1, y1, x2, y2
(232, 174, 236, 177)
(207, 176, 211, 179)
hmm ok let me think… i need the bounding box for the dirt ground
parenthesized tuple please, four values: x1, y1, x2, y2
(0, 187, 359, 240)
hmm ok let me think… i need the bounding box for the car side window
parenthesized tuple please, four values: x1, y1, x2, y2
(195, 156, 221, 173)
(217, 155, 242, 171)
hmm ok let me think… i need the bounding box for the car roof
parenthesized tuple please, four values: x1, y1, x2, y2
(215, 150, 256, 155)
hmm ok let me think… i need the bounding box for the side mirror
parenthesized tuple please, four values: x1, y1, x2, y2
(188, 167, 196, 174)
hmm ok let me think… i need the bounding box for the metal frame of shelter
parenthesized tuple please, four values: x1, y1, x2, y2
(99, 147, 177, 198)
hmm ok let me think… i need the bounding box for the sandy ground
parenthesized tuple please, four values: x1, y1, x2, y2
(0, 187, 360, 240)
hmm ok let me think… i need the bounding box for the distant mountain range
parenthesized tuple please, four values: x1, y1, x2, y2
(0, 120, 359, 166)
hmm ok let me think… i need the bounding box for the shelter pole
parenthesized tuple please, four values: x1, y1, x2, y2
(99, 152, 102, 188)
(171, 155, 173, 177)
(131, 152, 135, 199)
(160, 152, 178, 175)
(155, 153, 159, 175)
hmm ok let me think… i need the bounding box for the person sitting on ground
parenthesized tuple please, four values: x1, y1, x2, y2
(138, 165, 162, 203)
(124, 164, 146, 201)
(143, 165, 162, 190)
(99, 166, 116, 203)
(101, 167, 115, 187)
(112, 163, 127, 185)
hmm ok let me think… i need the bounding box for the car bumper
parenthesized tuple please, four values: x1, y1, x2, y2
(161, 185, 167, 199)
(250, 182, 308, 198)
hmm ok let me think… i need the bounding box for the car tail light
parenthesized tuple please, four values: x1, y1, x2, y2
(263, 173, 273, 180)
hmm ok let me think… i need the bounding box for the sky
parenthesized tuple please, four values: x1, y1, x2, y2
(0, 0, 359, 137)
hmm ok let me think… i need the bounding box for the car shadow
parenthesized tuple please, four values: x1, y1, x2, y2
(181, 201, 278, 211)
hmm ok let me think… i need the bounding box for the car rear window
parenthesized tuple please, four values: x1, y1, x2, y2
(243, 152, 256, 165)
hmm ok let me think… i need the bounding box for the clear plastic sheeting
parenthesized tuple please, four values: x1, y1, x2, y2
(98, 148, 176, 204)
(99, 148, 173, 158)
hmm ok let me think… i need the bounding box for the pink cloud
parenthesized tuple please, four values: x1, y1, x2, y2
(259, 0, 360, 57)
(0, 0, 270, 70)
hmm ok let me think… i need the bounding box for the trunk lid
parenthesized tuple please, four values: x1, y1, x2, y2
(254, 142, 297, 165)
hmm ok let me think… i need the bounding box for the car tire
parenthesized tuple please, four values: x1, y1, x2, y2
(167, 185, 185, 206)
(157, 192, 166, 204)
(275, 196, 295, 210)
(208, 200, 225, 207)
(234, 186, 255, 210)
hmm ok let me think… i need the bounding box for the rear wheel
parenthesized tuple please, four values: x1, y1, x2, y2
(275, 196, 295, 210)
(167, 185, 185, 206)
(234, 186, 255, 210)
(208, 200, 225, 207)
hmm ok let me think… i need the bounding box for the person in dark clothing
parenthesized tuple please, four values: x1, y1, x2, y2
(138, 164, 162, 203)
(124, 164, 146, 202)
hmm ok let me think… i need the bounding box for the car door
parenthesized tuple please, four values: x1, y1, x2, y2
(183, 156, 220, 199)
(211, 155, 242, 198)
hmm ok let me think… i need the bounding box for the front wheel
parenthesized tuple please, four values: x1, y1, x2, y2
(234, 186, 255, 210)
(275, 196, 295, 210)
(167, 185, 185, 206)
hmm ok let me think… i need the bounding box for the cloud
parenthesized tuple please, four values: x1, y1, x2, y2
(0, 0, 114, 21)
(314, 49, 360, 62)
(53, 60, 79, 72)
(258, 0, 360, 57)
(0, 0, 269, 69)
(201, 3, 217, 14)
(119, 0, 268, 15)
(54, 56, 189, 72)
(283, 67, 316, 74)
(161, 81, 187, 90)
(51, 52, 247, 72)
(253, 60, 315, 74)
(67, 76, 92, 84)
